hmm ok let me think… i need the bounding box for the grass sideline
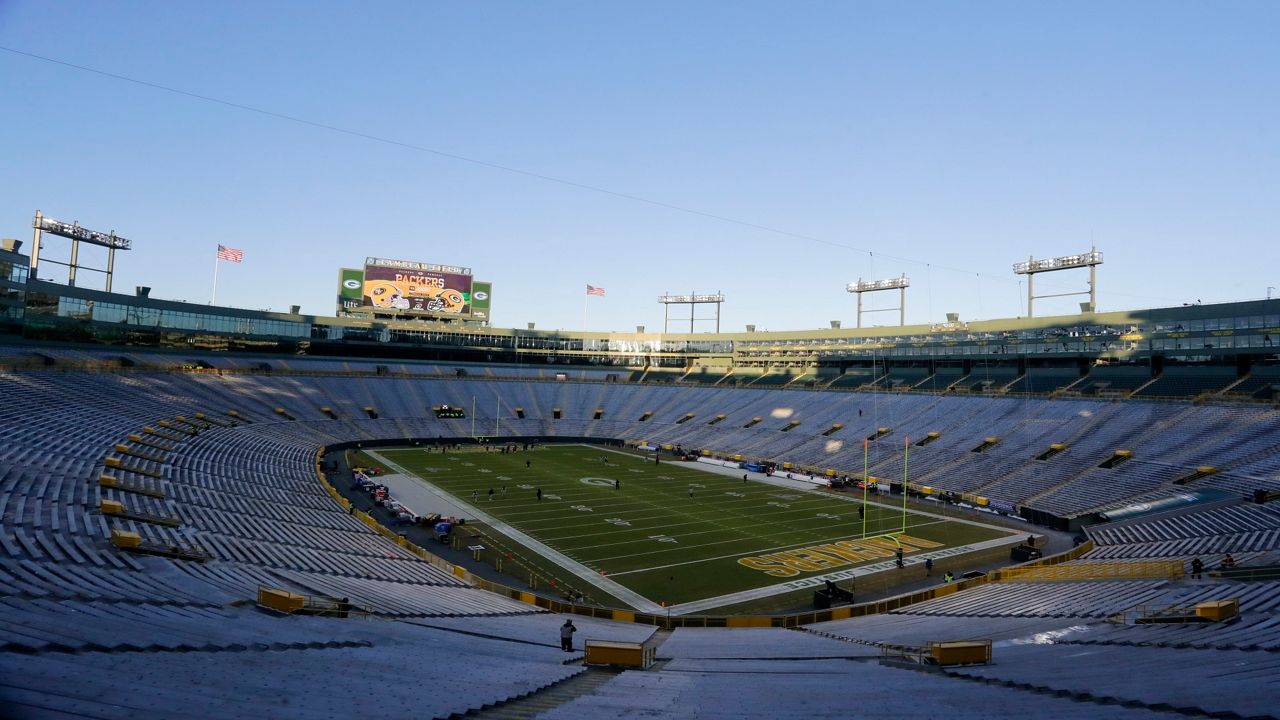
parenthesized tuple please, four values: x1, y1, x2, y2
(378, 444, 1010, 606)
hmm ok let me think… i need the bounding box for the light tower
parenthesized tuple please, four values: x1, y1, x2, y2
(30, 210, 132, 291)
(658, 292, 725, 333)
(846, 275, 909, 328)
(1013, 247, 1103, 318)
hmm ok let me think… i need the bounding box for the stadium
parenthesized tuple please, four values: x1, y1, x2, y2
(1, 224, 1279, 719)
(3, 4, 1280, 718)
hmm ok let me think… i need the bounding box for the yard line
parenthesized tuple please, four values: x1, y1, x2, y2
(369, 450, 665, 613)
(570, 516, 943, 556)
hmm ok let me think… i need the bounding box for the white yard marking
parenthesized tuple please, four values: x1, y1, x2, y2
(368, 449, 664, 613)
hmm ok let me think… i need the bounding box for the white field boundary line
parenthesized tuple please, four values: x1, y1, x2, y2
(377, 444, 1022, 610)
(368, 449, 666, 614)
(382, 444, 1015, 580)
(668, 534, 1026, 616)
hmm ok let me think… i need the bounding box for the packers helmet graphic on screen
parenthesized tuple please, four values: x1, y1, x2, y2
(366, 281, 410, 310)
(434, 288, 467, 313)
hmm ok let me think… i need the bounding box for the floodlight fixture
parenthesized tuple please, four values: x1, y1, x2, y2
(846, 275, 910, 293)
(658, 293, 726, 304)
(1013, 250, 1101, 275)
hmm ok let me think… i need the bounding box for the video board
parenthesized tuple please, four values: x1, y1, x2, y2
(336, 260, 492, 320)
(362, 257, 473, 316)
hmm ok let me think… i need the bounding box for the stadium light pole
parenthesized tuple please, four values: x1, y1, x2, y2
(846, 275, 909, 328)
(861, 439, 869, 539)
(1012, 248, 1103, 318)
(902, 436, 909, 535)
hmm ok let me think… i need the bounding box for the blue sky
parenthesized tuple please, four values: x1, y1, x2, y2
(1, 1, 1276, 332)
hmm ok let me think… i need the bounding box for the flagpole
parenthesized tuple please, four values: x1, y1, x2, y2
(211, 255, 221, 305)
(582, 289, 588, 332)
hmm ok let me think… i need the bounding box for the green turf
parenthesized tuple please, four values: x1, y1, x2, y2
(377, 444, 1010, 605)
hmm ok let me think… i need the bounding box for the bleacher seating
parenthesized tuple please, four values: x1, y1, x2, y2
(3, 350, 1280, 718)
(1135, 367, 1239, 397)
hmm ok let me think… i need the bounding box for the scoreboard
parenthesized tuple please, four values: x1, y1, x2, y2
(336, 259, 492, 321)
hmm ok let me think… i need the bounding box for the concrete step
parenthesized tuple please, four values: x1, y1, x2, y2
(468, 666, 616, 720)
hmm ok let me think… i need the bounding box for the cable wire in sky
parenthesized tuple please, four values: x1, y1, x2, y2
(0, 44, 1188, 306)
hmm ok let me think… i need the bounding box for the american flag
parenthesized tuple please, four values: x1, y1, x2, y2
(216, 245, 244, 263)
(586, 285, 605, 296)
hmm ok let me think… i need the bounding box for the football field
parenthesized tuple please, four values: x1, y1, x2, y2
(375, 444, 1015, 607)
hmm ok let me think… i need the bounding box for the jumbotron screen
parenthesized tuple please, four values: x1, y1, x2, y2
(362, 257, 472, 316)
(336, 260, 492, 319)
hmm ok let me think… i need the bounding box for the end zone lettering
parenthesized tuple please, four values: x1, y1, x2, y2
(737, 534, 943, 578)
